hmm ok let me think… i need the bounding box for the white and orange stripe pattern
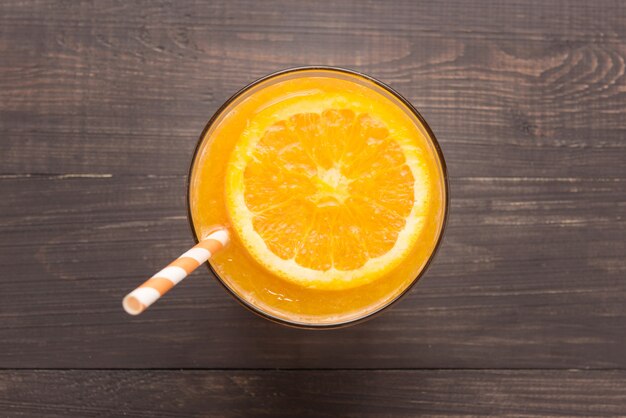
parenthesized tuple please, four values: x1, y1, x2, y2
(122, 229, 229, 315)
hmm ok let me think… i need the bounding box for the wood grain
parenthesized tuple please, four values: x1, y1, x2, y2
(1, 1, 626, 415)
(1, 370, 625, 417)
(0, 174, 623, 368)
(1, 1, 625, 178)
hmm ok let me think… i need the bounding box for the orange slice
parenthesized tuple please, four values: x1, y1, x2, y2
(226, 95, 430, 290)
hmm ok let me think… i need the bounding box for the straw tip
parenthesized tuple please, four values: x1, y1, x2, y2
(208, 229, 230, 246)
(123, 294, 145, 316)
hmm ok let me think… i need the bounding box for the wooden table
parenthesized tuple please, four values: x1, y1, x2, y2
(1, 1, 625, 416)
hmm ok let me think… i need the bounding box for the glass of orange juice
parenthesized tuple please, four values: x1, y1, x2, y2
(187, 67, 448, 328)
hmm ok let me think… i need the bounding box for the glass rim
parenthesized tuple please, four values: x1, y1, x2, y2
(186, 65, 450, 329)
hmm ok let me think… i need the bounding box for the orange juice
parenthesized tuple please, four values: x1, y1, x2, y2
(188, 68, 447, 327)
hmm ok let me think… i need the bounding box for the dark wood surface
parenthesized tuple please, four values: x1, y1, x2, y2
(1, 0, 625, 416)
(2, 370, 626, 417)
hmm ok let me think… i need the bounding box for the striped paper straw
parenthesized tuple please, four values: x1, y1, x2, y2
(122, 229, 229, 315)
